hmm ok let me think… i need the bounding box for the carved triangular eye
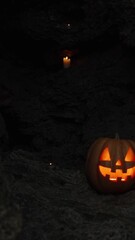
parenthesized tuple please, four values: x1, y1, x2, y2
(125, 148, 135, 162)
(100, 147, 111, 161)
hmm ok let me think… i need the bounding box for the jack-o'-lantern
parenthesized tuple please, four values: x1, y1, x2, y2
(85, 136, 135, 193)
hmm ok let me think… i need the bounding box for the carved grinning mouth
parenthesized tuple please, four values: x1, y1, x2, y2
(99, 166, 135, 182)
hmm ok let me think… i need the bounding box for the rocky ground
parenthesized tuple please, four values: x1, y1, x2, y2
(2, 149, 135, 240)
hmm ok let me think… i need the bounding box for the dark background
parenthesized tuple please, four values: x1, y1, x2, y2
(0, 0, 135, 168)
(1, 1, 135, 239)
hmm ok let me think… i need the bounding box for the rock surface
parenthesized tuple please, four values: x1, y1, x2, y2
(0, 162, 22, 240)
(2, 149, 135, 240)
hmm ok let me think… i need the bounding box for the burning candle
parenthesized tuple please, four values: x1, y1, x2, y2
(67, 23, 71, 29)
(63, 56, 71, 68)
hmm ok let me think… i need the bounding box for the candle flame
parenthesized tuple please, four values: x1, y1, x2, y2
(67, 23, 71, 29)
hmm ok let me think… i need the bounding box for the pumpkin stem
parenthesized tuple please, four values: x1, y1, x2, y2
(115, 133, 119, 139)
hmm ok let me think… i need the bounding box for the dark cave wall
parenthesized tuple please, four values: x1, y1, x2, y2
(1, 0, 135, 69)
(1, 2, 135, 240)
(0, 0, 135, 169)
(1, 0, 135, 47)
(0, 43, 135, 170)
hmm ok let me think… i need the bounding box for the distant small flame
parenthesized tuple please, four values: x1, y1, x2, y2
(67, 23, 71, 29)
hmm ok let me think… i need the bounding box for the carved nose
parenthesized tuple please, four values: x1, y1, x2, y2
(116, 160, 122, 166)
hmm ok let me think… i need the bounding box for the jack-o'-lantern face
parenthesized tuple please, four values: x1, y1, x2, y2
(99, 147, 135, 182)
(86, 137, 135, 193)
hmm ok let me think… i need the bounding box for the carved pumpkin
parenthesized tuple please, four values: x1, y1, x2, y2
(86, 136, 135, 193)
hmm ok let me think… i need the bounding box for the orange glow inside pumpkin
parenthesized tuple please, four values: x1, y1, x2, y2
(99, 147, 111, 161)
(125, 147, 135, 161)
(99, 147, 135, 182)
(99, 166, 135, 181)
